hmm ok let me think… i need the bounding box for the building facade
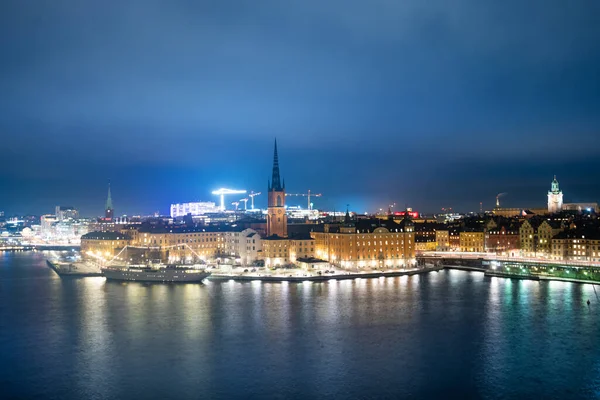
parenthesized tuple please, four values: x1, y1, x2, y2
(459, 230, 485, 252)
(311, 217, 416, 269)
(81, 226, 228, 263)
(485, 225, 520, 255)
(552, 230, 600, 262)
(435, 230, 450, 251)
(262, 233, 315, 267)
(224, 228, 262, 265)
(170, 202, 219, 218)
(519, 219, 564, 257)
(81, 231, 132, 259)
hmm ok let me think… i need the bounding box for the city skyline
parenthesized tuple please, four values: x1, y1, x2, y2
(1, 1, 600, 215)
(0, 150, 596, 217)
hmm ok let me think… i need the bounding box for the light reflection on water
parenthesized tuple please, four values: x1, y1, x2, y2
(1, 253, 599, 399)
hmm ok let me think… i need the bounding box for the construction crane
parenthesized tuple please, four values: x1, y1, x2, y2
(248, 191, 261, 210)
(285, 189, 322, 210)
(231, 201, 240, 210)
(239, 198, 248, 210)
(211, 188, 246, 211)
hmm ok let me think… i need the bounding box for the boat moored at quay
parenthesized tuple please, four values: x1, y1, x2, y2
(102, 264, 211, 282)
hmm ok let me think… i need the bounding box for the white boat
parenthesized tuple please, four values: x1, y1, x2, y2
(102, 264, 211, 282)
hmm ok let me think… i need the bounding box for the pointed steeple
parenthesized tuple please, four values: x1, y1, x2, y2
(105, 183, 113, 210)
(271, 138, 282, 191)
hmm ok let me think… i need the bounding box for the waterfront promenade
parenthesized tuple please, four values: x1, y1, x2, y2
(209, 266, 442, 282)
(419, 252, 600, 285)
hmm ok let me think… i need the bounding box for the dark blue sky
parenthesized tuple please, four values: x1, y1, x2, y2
(1, 1, 600, 216)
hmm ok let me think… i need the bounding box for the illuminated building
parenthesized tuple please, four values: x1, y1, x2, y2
(459, 230, 485, 252)
(170, 202, 219, 218)
(519, 219, 564, 257)
(55, 206, 78, 222)
(449, 229, 461, 251)
(415, 237, 436, 252)
(413, 222, 443, 252)
(311, 213, 416, 269)
(562, 203, 599, 213)
(81, 225, 230, 263)
(40, 214, 58, 239)
(266, 139, 287, 237)
(537, 220, 563, 255)
(547, 176, 563, 214)
(105, 183, 114, 221)
(262, 233, 315, 267)
(492, 207, 548, 217)
(485, 225, 520, 255)
(130, 226, 226, 261)
(552, 229, 600, 261)
(435, 230, 450, 251)
(224, 228, 262, 265)
(81, 231, 132, 258)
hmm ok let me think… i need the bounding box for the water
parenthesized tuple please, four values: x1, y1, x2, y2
(1, 252, 599, 399)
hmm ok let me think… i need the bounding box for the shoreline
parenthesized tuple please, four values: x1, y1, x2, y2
(208, 266, 443, 282)
(444, 264, 600, 286)
(44, 256, 600, 286)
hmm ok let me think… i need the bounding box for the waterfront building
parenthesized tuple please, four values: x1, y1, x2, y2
(131, 225, 227, 261)
(414, 221, 445, 252)
(551, 229, 600, 262)
(519, 218, 564, 257)
(435, 230, 450, 251)
(520, 219, 537, 255)
(81, 231, 132, 259)
(415, 237, 436, 252)
(266, 139, 287, 237)
(262, 233, 315, 267)
(224, 228, 262, 265)
(311, 214, 416, 269)
(81, 225, 229, 263)
(548, 176, 563, 214)
(537, 220, 563, 255)
(459, 230, 485, 252)
(486, 224, 520, 255)
(449, 229, 461, 251)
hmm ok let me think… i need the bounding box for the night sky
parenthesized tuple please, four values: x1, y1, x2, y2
(1, 1, 600, 216)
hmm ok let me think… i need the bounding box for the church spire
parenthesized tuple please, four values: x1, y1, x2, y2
(105, 183, 113, 210)
(270, 138, 282, 191)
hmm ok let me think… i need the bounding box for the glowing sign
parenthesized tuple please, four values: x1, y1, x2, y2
(394, 211, 419, 218)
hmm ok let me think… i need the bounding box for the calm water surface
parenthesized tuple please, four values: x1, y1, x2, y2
(1, 252, 599, 399)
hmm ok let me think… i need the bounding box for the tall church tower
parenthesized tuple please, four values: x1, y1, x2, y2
(547, 175, 563, 214)
(105, 183, 114, 220)
(267, 139, 287, 237)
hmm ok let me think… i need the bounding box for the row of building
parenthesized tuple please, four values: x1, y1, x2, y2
(80, 141, 600, 268)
